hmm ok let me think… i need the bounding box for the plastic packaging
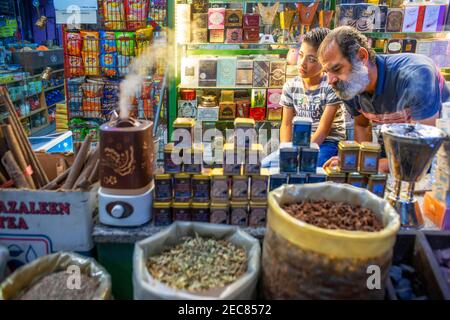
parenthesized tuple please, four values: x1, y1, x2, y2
(262, 182, 400, 299)
(0, 252, 112, 300)
(0, 245, 7, 282)
(133, 222, 261, 300)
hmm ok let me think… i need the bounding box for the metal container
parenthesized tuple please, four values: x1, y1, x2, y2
(338, 140, 360, 173)
(359, 142, 381, 174)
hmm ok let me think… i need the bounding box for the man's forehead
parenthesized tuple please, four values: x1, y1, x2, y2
(320, 41, 344, 66)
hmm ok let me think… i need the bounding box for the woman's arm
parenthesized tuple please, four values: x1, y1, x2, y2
(311, 104, 339, 145)
(280, 106, 295, 143)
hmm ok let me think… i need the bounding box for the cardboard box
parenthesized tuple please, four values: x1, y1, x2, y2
(249, 107, 266, 121)
(191, 28, 208, 43)
(267, 89, 282, 108)
(217, 57, 237, 87)
(424, 191, 450, 229)
(208, 8, 225, 30)
(192, 13, 208, 29)
(181, 57, 199, 87)
(209, 29, 225, 43)
(416, 40, 433, 56)
(236, 60, 254, 86)
(253, 60, 270, 88)
(243, 28, 260, 43)
(197, 106, 219, 121)
(386, 8, 404, 32)
(423, 5, 442, 32)
(225, 28, 243, 43)
(243, 13, 260, 29)
(191, 0, 208, 13)
(198, 59, 218, 87)
(402, 5, 420, 32)
(269, 61, 286, 87)
(225, 9, 243, 27)
(219, 102, 236, 120)
(386, 39, 403, 54)
(337, 4, 356, 27)
(0, 153, 96, 269)
(402, 39, 417, 53)
(415, 5, 426, 32)
(178, 100, 197, 118)
(251, 89, 267, 108)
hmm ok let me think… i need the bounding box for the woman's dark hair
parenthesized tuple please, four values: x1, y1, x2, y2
(318, 26, 376, 63)
(302, 27, 331, 50)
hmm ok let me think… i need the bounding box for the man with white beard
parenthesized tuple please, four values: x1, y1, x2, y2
(318, 26, 450, 173)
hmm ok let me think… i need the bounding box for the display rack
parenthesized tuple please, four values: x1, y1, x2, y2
(61, 0, 169, 145)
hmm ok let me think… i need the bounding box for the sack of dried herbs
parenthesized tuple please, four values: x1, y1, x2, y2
(133, 221, 261, 300)
(0, 245, 7, 282)
(262, 182, 400, 300)
(0, 252, 112, 300)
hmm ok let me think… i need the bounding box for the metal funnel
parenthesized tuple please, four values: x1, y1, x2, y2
(381, 123, 446, 229)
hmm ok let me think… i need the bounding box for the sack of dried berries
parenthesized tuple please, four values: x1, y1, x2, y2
(262, 182, 400, 300)
(133, 221, 261, 300)
(0, 245, 7, 282)
(0, 252, 112, 300)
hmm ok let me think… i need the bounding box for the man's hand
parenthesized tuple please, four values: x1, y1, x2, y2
(322, 156, 339, 170)
(323, 156, 390, 173)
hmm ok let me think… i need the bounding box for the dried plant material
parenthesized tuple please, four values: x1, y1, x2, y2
(282, 200, 383, 232)
(146, 234, 247, 292)
(18, 271, 99, 300)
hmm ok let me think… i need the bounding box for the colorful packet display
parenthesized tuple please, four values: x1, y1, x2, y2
(81, 81, 104, 98)
(103, 80, 120, 102)
(81, 31, 100, 53)
(141, 81, 154, 99)
(82, 52, 100, 76)
(82, 97, 102, 116)
(66, 32, 82, 56)
(68, 56, 84, 77)
(143, 99, 155, 119)
(103, 0, 126, 30)
(117, 54, 132, 76)
(125, 0, 149, 30)
(101, 53, 118, 77)
(135, 27, 153, 56)
(116, 31, 136, 56)
(100, 31, 117, 53)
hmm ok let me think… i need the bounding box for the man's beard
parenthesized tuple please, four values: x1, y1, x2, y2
(332, 58, 370, 100)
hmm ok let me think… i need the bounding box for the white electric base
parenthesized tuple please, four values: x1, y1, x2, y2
(99, 186, 153, 227)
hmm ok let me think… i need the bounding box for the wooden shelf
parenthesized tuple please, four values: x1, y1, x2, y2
(29, 123, 50, 135)
(363, 31, 450, 38)
(47, 100, 66, 109)
(19, 106, 47, 120)
(11, 91, 42, 103)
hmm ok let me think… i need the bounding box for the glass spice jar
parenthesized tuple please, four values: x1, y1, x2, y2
(347, 172, 368, 188)
(164, 143, 182, 174)
(230, 201, 249, 226)
(191, 202, 210, 222)
(192, 174, 210, 202)
(359, 142, 381, 174)
(210, 202, 229, 224)
(173, 173, 192, 202)
(367, 174, 387, 198)
(249, 201, 267, 227)
(338, 141, 360, 173)
(153, 201, 172, 226)
(154, 174, 173, 202)
(172, 202, 191, 221)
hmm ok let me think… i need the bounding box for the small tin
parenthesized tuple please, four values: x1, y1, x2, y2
(224, 143, 242, 175)
(208, 7, 225, 29)
(173, 173, 192, 201)
(232, 175, 249, 201)
(180, 89, 196, 100)
(192, 174, 210, 202)
(172, 202, 191, 221)
(177, 100, 197, 118)
(359, 142, 381, 174)
(244, 143, 263, 175)
(338, 141, 360, 173)
(219, 102, 236, 120)
(243, 28, 260, 43)
(325, 167, 347, 184)
(225, 9, 243, 27)
(280, 146, 299, 173)
(210, 202, 229, 224)
(209, 29, 225, 43)
(250, 175, 268, 201)
(249, 201, 267, 227)
(154, 174, 172, 201)
(269, 173, 288, 191)
(235, 99, 250, 118)
(347, 172, 368, 188)
(243, 13, 260, 29)
(184, 144, 203, 174)
(367, 174, 387, 198)
(191, 202, 210, 222)
(234, 118, 256, 148)
(220, 90, 235, 102)
(173, 118, 196, 148)
(225, 28, 243, 44)
(211, 173, 229, 201)
(288, 173, 308, 184)
(300, 143, 319, 173)
(153, 202, 172, 226)
(292, 117, 313, 147)
(307, 173, 327, 184)
(230, 201, 248, 226)
(164, 143, 182, 173)
(200, 95, 217, 107)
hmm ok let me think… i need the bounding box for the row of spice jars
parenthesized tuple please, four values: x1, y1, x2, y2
(154, 170, 269, 203)
(279, 143, 319, 174)
(325, 168, 388, 198)
(269, 172, 327, 191)
(152, 201, 267, 227)
(338, 141, 382, 174)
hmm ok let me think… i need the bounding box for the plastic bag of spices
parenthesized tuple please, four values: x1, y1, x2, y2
(0, 252, 112, 300)
(262, 182, 400, 300)
(133, 222, 261, 300)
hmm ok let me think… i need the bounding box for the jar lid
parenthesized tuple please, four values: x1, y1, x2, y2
(369, 174, 387, 180)
(211, 168, 225, 176)
(153, 202, 172, 208)
(155, 174, 172, 179)
(211, 202, 229, 208)
(324, 167, 346, 177)
(339, 140, 360, 150)
(233, 175, 248, 180)
(173, 117, 196, 128)
(230, 201, 248, 207)
(348, 172, 364, 178)
(202, 95, 216, 102)
(192, 174, 210, 180)
(173, 202, 191, 208)
(250, 201, 267, 207)
(192, 202, 210, 208)
(174, 173, 191, 179)
(360, 142, 381, 152)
